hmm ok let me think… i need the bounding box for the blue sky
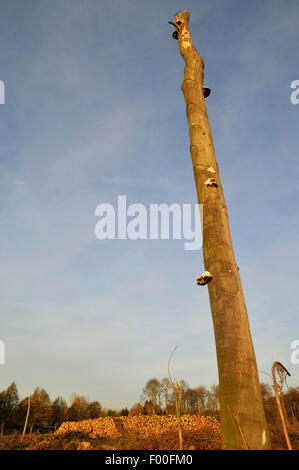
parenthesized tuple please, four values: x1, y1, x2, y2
(0, 0, 298, 409)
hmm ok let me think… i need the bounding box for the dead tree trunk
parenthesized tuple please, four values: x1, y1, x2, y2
(169, 10, 271, 450)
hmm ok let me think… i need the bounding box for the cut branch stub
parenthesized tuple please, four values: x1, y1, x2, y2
(197, 271, 213, 286)
(168, 21, 180, 40)
(204, 178, 219, 188)
(168, 21, 180, 31)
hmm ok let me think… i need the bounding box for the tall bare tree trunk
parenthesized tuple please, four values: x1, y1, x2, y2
(169, 10, 271, 450)
(21, 396, 30, 442)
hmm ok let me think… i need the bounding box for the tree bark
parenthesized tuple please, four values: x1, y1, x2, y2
(170, 10, 271, 450)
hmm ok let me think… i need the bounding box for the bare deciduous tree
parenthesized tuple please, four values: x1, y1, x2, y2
(140, 378, 163, 415)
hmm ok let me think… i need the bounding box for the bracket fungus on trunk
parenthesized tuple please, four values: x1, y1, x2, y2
(207, 167, 216, 174)
(203, 86, 211, 98)
(204, 178, 219, 188)
(196, 271, 213, 286)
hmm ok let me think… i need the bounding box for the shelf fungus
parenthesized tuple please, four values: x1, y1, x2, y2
(203, 87, 211, 98)
(207, 167, 216, 174)
(197, 271, 213, 286)
(204, 178, 219, 188)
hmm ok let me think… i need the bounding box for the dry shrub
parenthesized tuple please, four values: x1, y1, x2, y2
(267, 423, 299, 450)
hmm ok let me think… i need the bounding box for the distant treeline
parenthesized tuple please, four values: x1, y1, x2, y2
(0, 379, 298, 435)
